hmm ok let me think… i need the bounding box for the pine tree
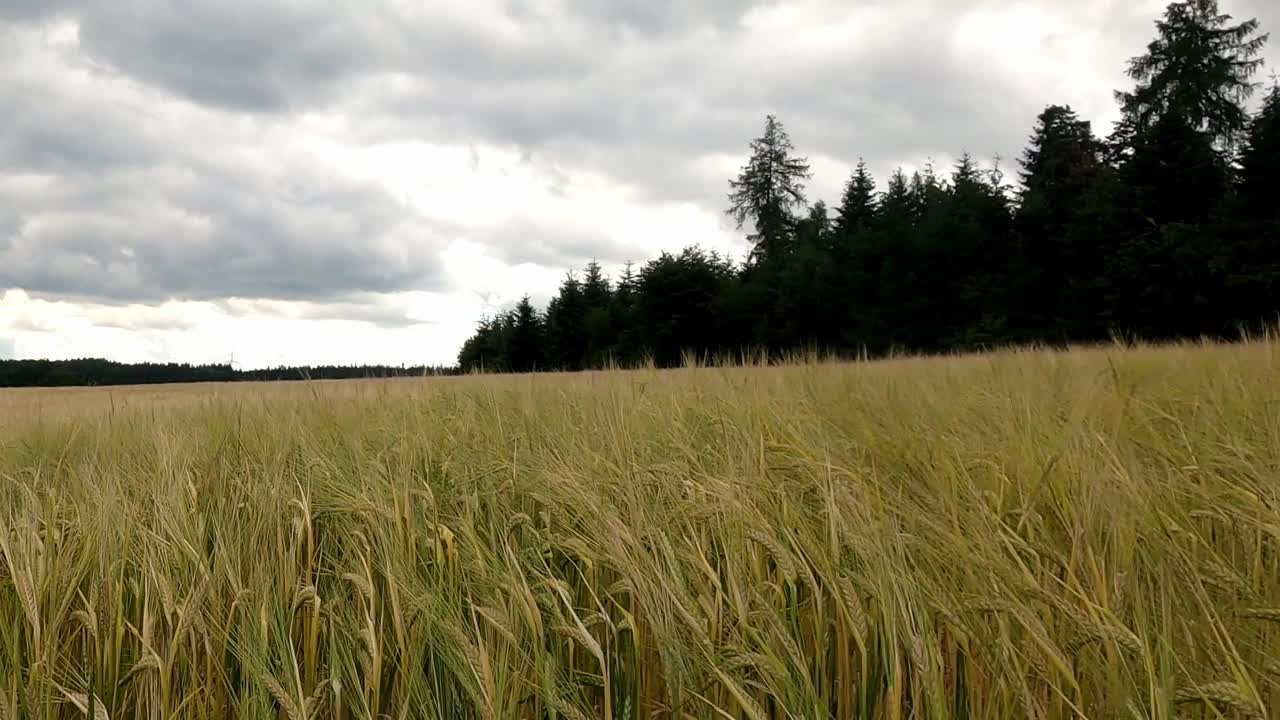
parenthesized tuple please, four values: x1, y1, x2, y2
(859, 168, 921, 351)
(1114, 0, 1268, 152)
(1126, 112, 1229, 228)
(457, 316, 495, 372)
(1225, 83, 1280, 327)
(936, 155, 1016, 347)
(835, 160, 878, 236)
(611, 262, 641, 366)
(950, 154, 984, 192)
(508, 297, 544, 373)
(1105, 0, 1263, 339)
(824, 163, 878, 350)
(545, 273, 587, 370)
(727, 115, 813, 264)
(1020, 106, 1104, 211)
(795, 201, 833, 247)
(581, 261, 612, 308)
(909, 163, 946, 225)
(615, 262, 637, 303)
(636, 248, 733, 366)
(878, 169, 916, 231)
(1238, 83, 1280, 219)
(1017, 105, 1107, 339)
(580, 261, 615, 367)
(776, 202, 839, 350)
(1110, 110, 1230, 338)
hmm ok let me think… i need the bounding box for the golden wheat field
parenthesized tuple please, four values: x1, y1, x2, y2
(1, 343, 1279, 720)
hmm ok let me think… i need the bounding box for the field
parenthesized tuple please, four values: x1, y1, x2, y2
(1, 343, 1279, 720)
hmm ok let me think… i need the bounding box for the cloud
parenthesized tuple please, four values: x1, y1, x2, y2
(66, 2, 603, 114)
(219, 295, 438, 329)
(0, 22, 450, 304)
(0, 336, 12, 359)
(75, 2, 393, 112)
(86, 304, 200, 332)
(0, 175, 448, 304)
(324, 0, 1280, 211)
(0, 0, 83, 23)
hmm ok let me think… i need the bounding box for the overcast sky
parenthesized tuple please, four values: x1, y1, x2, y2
(1, 0, 1276, 368)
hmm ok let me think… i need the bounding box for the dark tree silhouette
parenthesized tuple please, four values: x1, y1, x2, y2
(1114, 0, 1268, 151)
(834, 160, 878, 237)
(1225, 83, 1280, 327)
(726, 115, 813, 265)
(1017, 105, 1108, 340)
(1238, 83, 1280, 220)
(508, 296, 545, 373)
(0, 359, 457, 387)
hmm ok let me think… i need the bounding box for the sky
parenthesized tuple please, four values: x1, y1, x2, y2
(1, 0, 1277, 368)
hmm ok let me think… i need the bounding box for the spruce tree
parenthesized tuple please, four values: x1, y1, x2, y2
(582, 261, 612, 308)
(727, 115, 813, 264)
(777, 202, 839, 350)
(864, 169, 921, 351)
(457, 316, 496, 372)
(878, 169, 916, 231)
(508, 297, 544, 373)
(636, 248, 733, 366)
(835, 160, 878, 236)
(826, 163, 878, 349)
(795, 201, 833, 247)
(580, 261, 615, 367)
(1238, 83, 1280, 220)
(545, 273, 587, 370)
(1106, 0, 1264, 338)
(1020, 106, 1104, 213)
(1114, 0, 1268, 152)
(611, 262, 640, 366)
(936, 155, 1016, 347)
(1017, 105, 1107, 339)
(1111, 111, 1230, 338)
(1226, 83, 1280, 327)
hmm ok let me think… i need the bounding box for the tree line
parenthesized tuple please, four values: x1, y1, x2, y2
(459, 0, 1279, 373)
(0, 359, 458, 387)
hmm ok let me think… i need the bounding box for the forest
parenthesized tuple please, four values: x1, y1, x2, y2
(458, 0, 1280, 372)
(0, 359, 457, 387)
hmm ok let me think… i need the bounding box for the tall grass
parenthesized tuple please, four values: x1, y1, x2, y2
(1, 341, 1278, 719)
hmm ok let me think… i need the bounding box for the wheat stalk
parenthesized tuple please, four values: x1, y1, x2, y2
(259, 672, 304, 720)
(1173, 682, 1262, 719)
(1238, 608, 1280, 623)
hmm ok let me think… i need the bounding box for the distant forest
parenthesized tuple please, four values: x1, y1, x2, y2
(0, 359, 458, 388)
(459, 0, 1280, 372)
